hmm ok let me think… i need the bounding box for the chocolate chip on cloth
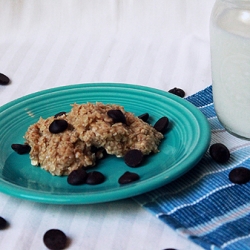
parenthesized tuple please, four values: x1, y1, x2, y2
(168, 87, 185, 98)
(162, 248, 178, 250)
(0, 73, 10, 85)
(209, 143, 230, 163)
(0, 217, 8, 230)
(43, 229, 68, 250)
(229, 167, 250, 184)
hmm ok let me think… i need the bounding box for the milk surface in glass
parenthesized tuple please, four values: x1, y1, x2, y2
(211, 4, 250, 139)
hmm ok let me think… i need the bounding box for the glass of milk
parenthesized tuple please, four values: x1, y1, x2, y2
(210, 0, 250, 139)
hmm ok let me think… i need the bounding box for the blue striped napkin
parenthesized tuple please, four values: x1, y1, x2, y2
(134, 86, 250, 250)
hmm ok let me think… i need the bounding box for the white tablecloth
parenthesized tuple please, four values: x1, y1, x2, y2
(0, 1, 215, 249)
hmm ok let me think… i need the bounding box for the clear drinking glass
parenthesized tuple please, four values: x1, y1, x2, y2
(210, 0, 250, 139)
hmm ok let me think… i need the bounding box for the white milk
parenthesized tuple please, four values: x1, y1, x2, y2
(211, 7, 250, 139)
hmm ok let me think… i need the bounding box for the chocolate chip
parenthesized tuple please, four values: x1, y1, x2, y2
(124, 149, 144, 167)
(118, 171, 140, 184)
(96, 147, 107, 159)
(229, 167, 250, 184)
(0, 73, 10, 85)
(154, 116, 169, 133)
(162, 249, 177, 250)
(107, 109, 126, 124)
(49, 119, 68, 134)
(67, 168, 88, 185)
(138, 113, 149, 122)
(54, 112, 66, 118)
(11, 144, 31, 154)
(209, 143, 230, 163)
(0, 217, 8, 230)
(86, 171, 105, 185)
(90, 145, 98, 153)
(43, 229, 67, 250)
(168, 87, 185, 98)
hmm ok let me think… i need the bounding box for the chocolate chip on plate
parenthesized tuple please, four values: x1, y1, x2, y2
(0, 73, 10, 85)
(0, 217, 8, 230)
(86, 171, 105, 185)
(67, 168, 88, 185)
(229, 167, 250, 184)
(138, 113, 149, 122)
(154, 116, 169, 133)
(209, 143, 230, 163)
(124, 149, 144, 167)
(107, 109, 126, 124)
(43, 229, 67, 250)
(168, 87, 185, 98)
(11, 144, 31, 154)
(49, 119, 68, 134)
(54, 112, 67, 118)
(118, 171, 140, 184)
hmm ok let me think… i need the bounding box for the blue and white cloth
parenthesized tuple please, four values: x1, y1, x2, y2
(134, 86, 250, 250)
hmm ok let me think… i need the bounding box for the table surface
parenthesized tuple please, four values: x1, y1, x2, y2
(0, 1, 216, 249)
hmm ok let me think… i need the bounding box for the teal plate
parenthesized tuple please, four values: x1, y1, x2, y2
(0, 83, 211, 204)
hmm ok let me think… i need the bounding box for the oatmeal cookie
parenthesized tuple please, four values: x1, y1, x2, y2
(24, 102, 164, 176)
